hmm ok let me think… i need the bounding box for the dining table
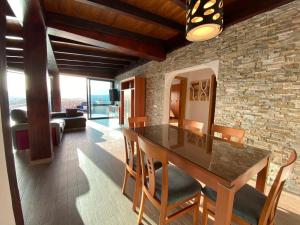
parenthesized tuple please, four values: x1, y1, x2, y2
(132, 124, 271, 225)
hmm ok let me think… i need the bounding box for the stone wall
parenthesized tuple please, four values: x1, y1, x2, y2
(115, 2, 300, 195)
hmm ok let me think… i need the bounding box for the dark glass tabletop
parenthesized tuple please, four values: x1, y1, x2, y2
(133, 124, 271, 183)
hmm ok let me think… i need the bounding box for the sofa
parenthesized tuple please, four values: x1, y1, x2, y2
(11, 109, 86, 150)
(51, 110, 86, 130)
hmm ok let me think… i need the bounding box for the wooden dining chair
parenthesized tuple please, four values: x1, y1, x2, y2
(121, 128, 142, 212)
(212, 124, 245, 143)
(202, 150, 297, 225)
(128, 116, 147, 128)
(137, 136, 202, 225)
(183, 119, 204, 135)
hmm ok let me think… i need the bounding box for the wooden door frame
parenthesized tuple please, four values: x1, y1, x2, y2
(174, 76, 187, 126)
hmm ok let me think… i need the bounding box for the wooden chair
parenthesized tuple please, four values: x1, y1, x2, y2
(137, 136, 202, 225)
(202, 150, 297, 225)
(128, 116, 147, 128)
(121, 128, 142, 212)
(212, 124, 245, 143)
(183, 119, 204, 135)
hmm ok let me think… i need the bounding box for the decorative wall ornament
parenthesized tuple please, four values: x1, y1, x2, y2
(189, 79, 210, 101)
(186, 0, 224, 41)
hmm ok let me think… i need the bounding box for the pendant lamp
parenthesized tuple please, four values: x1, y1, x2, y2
(186, 0, 223, 41)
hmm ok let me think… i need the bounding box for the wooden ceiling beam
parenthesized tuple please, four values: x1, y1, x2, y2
(50, 35, 100, 47)
(6, 49, 23, 57)
(170, 0, 186, 10)
(6, 38, 23, 49)
(46, 13, 166, 61)
(47, 12, 164, 46)
(55, 59, 123, 69)
(57, 64, 120, 71)
(6, 18, 23, 37)
(54, 52, 131, 66)
(75, 0, 184, 31)
(7, 57, 23, 63)
(59, 68, 115, 79)
(51, 40, 138, 62)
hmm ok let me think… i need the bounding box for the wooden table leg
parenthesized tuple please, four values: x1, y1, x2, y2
(256, 156, 270, 194)
(214, 183, 235, 225)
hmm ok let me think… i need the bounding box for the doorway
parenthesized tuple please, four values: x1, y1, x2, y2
(169, 76, 187, 126)
(87, 79, 114, 119)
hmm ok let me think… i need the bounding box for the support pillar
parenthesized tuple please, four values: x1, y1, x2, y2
(24, 0, 53, 162)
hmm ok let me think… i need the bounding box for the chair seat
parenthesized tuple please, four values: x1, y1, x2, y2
(203, 184, 267, 225)
(153, 165, 202, 204)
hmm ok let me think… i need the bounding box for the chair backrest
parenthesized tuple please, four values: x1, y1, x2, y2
(183, 119, 204, 134)
(211, 124, 245, 143)
(128, 116, 147, 128)
(259, 150, 297, 225)
(122, 128, 139, 172)
(138, 136, 169, 203)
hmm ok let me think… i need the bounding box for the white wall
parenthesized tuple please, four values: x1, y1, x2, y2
(178, 69, 215, 133)
(0, 108, 16, 225)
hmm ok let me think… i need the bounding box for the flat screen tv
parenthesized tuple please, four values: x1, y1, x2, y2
(109, 89, 120, 102)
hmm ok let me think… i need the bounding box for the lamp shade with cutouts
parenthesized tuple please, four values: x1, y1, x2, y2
(186, 0, 223, 41)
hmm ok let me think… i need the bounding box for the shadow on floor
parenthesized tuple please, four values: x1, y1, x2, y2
(14, 130, 90, 225)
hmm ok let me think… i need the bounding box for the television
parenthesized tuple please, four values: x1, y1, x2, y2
(109, 88, 120, 102)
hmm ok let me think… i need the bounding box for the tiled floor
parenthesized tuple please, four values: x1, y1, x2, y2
(14, 119, 300, 225)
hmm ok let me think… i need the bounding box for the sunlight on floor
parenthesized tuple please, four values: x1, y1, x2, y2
(75, 147, 137, 224)
(87, 119, 123, 140)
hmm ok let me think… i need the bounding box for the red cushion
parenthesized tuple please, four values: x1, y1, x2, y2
(15, 128, 59, 150)
(15, 130, 30, 150)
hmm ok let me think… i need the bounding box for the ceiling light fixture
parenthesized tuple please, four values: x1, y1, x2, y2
(186, 0, 223, 41)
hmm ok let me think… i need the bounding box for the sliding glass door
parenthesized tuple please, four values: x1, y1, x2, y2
(87, 79, 113, 119)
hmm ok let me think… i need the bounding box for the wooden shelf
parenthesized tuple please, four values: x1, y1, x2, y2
(119, 76, 145, 126)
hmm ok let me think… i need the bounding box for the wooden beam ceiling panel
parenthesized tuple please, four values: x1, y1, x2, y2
(50, 35, 95, 46)
(170, 0, 186, 10)
(7, 57, 23, 63)
(51, 39, 138, 62)
(47, 15, 166, 61)
(6, 17, 23, 37)
(54, 52, 132, 66)
(75, 0, 184, 31)
(57, 64, 120, 71)
(6, 49, 23, 57)
(5, 38, 23, 49)
(55, 60, 124, 69)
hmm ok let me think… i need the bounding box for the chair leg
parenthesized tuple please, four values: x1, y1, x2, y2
(122, 168, 129, 194)
(193, 195, 200, 225)
(159, 206, 167, 225)
(132, 175, 141, 212)
(138, 191, 146, 224)
(202, 197, 209, 225)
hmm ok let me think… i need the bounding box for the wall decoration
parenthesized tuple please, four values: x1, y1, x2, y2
(189, 79, 210, 101)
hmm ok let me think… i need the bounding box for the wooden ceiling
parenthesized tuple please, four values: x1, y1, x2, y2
(5, 0, 295, 79)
